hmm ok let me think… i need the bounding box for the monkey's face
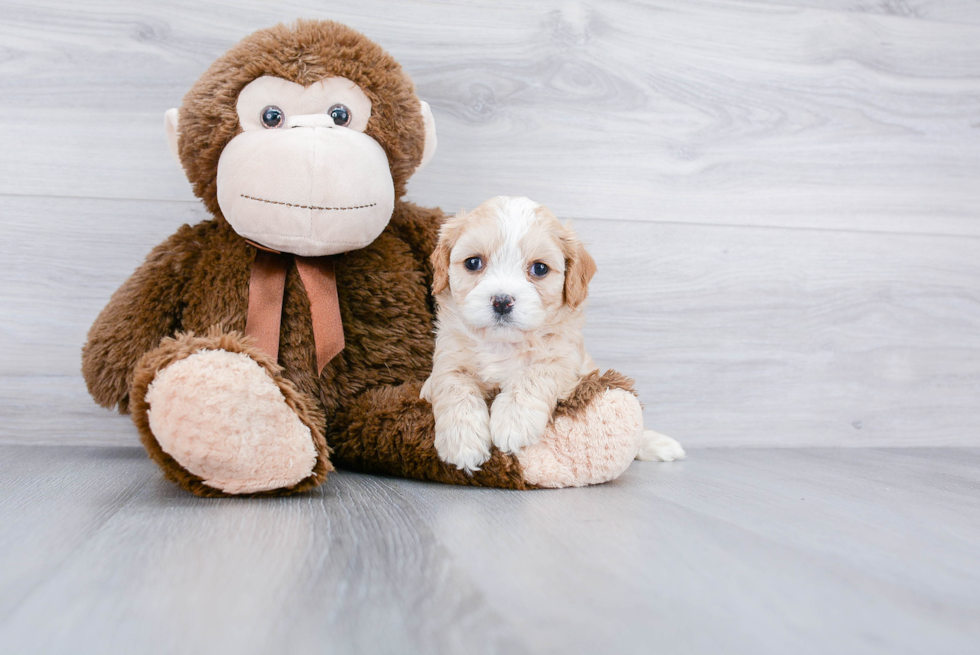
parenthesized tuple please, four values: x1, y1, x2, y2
(208, 76, 394, 257)
(166, 22, 438, 254)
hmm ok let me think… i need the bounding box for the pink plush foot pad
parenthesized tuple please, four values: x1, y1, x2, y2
(145, 348, 318, 494)
(517, 388, 643, 488)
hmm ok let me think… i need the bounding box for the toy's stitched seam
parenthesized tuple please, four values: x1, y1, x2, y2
(240, 194, 377, 211)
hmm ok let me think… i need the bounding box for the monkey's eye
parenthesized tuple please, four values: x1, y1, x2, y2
(530, 262, 550, 277)
(464, 257, 483, 272)
(329, 104, 352, 127)
(261, 106, 284, 129)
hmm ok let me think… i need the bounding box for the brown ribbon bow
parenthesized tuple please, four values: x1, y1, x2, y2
(244, 246, 345, 374)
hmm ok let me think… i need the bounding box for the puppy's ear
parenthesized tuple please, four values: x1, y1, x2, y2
(431, 210, 466, 295)
(561, 223, 597, 309)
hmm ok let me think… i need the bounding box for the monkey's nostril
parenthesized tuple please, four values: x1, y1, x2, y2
(492, 294, 515, 315)
(285, 115, 336, 129)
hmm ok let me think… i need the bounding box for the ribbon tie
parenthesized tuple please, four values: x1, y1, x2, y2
(244, 246, 345, 374)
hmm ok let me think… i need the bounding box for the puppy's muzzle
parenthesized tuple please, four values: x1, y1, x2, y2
(492, 294, 515, 316)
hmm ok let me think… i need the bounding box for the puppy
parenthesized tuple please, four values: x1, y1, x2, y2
(421, 196, 684, 472)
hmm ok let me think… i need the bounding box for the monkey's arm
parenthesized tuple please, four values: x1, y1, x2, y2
(329, 374, 650, 490)
(328, 381, 534, 489)
(82, 224, 199, 413)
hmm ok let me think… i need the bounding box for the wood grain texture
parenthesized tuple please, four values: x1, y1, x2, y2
(742, 1, 980, 25)
(1, 0, 979, 448)
(0, 0, 978, 233)
(0, 446, 528, 654)
(1, 445, 978, 654)
(2, 194, 978, 447)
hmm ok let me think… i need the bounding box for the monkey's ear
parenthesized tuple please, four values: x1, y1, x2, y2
(417, 100, 437, 171)
(164, 108, 181, 167)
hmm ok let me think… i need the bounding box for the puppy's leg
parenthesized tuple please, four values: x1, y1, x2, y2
(426, 372, 492, 473)
(490, 364, 562, 454)
(636, 429, 686, 462)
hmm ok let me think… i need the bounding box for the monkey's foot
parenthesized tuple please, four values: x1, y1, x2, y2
(517, 371, 654, 488)
(131, 330, 331, 496)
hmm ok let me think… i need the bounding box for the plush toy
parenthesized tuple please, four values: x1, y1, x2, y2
(81, 20, 654, 496)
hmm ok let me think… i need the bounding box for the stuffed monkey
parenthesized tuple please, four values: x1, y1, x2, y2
(82, 20, 651, 496)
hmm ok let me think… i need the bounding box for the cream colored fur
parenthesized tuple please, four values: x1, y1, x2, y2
(422, 197, 600, 472)
(145, 349, 317, 494)
(423, 196, 685, 477)
(216, 75, 394, 257)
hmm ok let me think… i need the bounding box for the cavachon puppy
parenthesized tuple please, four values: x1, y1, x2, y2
(421, 196, 684, 472)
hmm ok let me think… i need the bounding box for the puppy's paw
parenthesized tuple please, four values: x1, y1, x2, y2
(636, 429, 686, 462)
(490, 393, 551, 454)
(434, 412, 492, 473)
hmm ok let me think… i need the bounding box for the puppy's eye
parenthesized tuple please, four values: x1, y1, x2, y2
(261, 106, 284, 129)
(329, 103, 351, 127)
(464, 257, 483, 272)
(530, 262, 550, 277)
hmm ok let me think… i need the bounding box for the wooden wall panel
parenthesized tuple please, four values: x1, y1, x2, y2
(0, 1, 977, 233)
(2, 195, 977, 446)
(1, 0, 978, 446)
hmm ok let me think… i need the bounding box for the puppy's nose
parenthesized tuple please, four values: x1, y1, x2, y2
(492, 294, 515, 315)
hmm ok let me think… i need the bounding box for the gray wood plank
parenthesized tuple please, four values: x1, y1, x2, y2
(740, 0, 980, 25)
(0, 446, 527, 655)
(577, 219, 980, 447)
(0, 0, 978, 235)
(0, 446, 150, 619)
(3, 194, 978, 447)
(395, 448, 980, 655)
(1, 445, 977, 654)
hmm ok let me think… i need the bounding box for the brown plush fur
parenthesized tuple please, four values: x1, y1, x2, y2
(553, 370, 638, 421)
(330, 382, 535, 489)
(81, 193, 471, 493)
(325, 370, 636, 490)
(81, 20, 637, 495)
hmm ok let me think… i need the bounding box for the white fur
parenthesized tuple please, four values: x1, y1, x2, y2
(455, 197, 547, 338)
(422, 197, 597, 472)
(423, 196, 683, 473)
(636, 429, 686, 462)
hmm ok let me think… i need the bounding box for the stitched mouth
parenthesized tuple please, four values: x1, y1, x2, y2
(240, 194, 377, 211)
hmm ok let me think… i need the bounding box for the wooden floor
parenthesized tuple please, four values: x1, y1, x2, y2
(0, 446, 977, 654)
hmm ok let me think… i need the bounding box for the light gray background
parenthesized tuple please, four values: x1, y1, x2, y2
(2, 0, 978, 448)
(2, 3, 980, 654)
